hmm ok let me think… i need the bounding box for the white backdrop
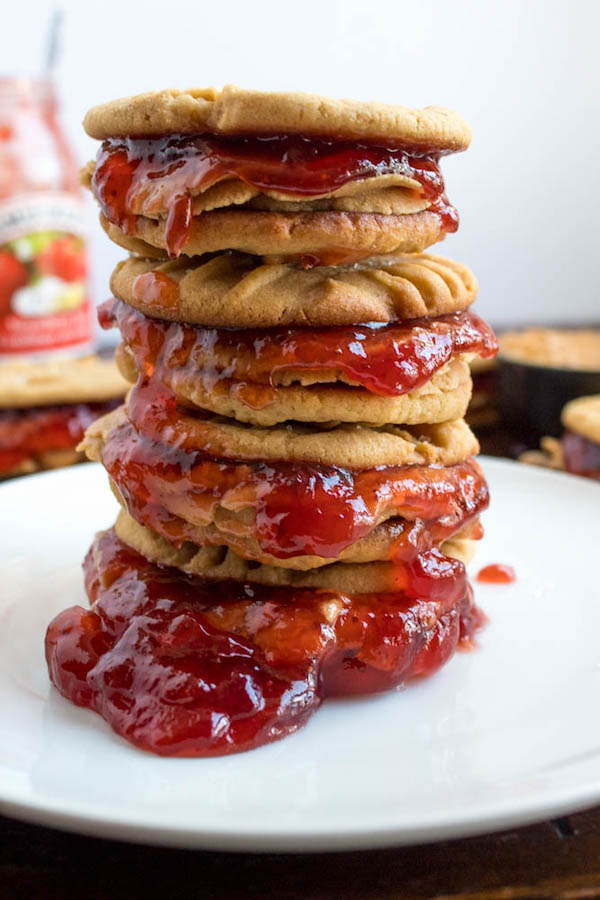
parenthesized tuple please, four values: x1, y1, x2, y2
(5, 0, 599, 326)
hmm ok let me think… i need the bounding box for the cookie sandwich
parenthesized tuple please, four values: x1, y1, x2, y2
(45, 86, 497, 756)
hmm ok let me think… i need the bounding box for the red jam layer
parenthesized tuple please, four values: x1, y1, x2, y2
(562, 430, 600, 480)
(0, 401, 118, 474)
(45, 529, 482, 756)
(101, 299, 498, 401)
(476, 563, 516, 584)
(92, 133, 458, 257)
(102, 418, 488, 561)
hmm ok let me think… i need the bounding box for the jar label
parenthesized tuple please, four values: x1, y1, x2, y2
(0, 192, 93, 356)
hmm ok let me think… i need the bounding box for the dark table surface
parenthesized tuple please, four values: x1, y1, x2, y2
(3, 426, 599, 900)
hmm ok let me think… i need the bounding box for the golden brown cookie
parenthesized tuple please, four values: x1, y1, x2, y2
(83, 85, 472, 149)
(114, 509, 475, 594)
(117, 343, 472, 426)
(561, 394, 600, 443)
(99, 208, 448, 262)
(0, 355, 127, 408)
(81, 404, 479, 469)
(111, 252, 477, 327)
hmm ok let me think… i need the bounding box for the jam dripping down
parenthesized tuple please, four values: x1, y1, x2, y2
(562, 430, 600, 480)
(476, 563, 516, 584)
(100, 299, 498, 400)
(92, 133, 459, 258)
(102, 417, 489, 562)
(45, 529, 483, 757)
(0, 400, 119, 474)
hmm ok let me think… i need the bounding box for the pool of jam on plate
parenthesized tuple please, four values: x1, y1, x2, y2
(562, 430, 600, 480)
(103, 414, 489, 562)
(476, 563, 516, 584)
(92, 133, 458, 257)
(45, 528, 482, 757)
(0, 400, 118, 474)
(101, 299, 498, 401)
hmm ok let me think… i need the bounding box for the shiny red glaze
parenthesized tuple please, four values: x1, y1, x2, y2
(102, 417, 488, 562)
(92, 133, 458, 258)
(562, 430, 600, 480)
(45, 529, 482, 756)
(476, 563, 516, 584)
(0, 400, 118, 474)
(101, 298, 498, 399)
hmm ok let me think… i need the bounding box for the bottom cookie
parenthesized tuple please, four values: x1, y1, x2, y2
(45, 527, 483, 757)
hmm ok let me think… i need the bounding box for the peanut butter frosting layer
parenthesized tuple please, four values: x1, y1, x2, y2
(83, 85, 472, 149)
(111, 252, 477, 327)
(562, 394, 600, 443)
(99, 208, 447, 262)
(81, 405, 479, 469)
(117, 344, 472, 427)
(0, 355, 128, 408)
(114, 509, 475, 594)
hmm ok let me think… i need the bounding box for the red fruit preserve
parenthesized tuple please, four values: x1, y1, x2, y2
(0, 400, 119, 475)
(45, 530, 482, 756)
(476, 563, 516, 584)
(562, 431, 600, 480)
(101, 299, 498, 400)
(0, 78, 92, 356)
(92, 133, 459, 258)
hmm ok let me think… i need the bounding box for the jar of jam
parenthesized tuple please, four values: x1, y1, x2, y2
(0, 77, 92, 356)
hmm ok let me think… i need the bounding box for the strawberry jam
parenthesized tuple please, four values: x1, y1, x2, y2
(0, 400, 118, 474)
(102, 416, 488, 562)
(45, 529, 481, 756)
(476, 563, 516, 584)
(92, 133, 458, 257)
(562, 431, 600, 480)
(101, 299, 497, 400)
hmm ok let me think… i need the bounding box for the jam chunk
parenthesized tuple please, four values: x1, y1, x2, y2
(45, 530, 481, 757)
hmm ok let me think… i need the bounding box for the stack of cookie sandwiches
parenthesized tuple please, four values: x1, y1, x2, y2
(45, 86, 498, 756)
(0, 355, 126, 478)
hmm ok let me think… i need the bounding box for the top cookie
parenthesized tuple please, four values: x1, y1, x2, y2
(0, 355, 128, 408)
(83, 85, 471, 150)
(561, 394, 600, 444)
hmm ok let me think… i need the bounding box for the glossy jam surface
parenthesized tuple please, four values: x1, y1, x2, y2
(45, 529, 481, 756)
(0, 400, 117, 474)
(103, 418, 488, 561)
(562, 430, 600, 480)
(101, 299, 498, 400)
(92, 133, 458, 257)
(476, 563, 516, 584)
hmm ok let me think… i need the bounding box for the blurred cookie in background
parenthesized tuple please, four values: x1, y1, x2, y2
(0, 354, 127, 478)
(519, 394, 600, 480)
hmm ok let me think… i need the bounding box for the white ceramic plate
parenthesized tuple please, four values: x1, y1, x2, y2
(0, 458, 599, 851)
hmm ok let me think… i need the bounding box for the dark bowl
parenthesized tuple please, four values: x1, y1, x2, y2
(497, 357, 600, 443)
